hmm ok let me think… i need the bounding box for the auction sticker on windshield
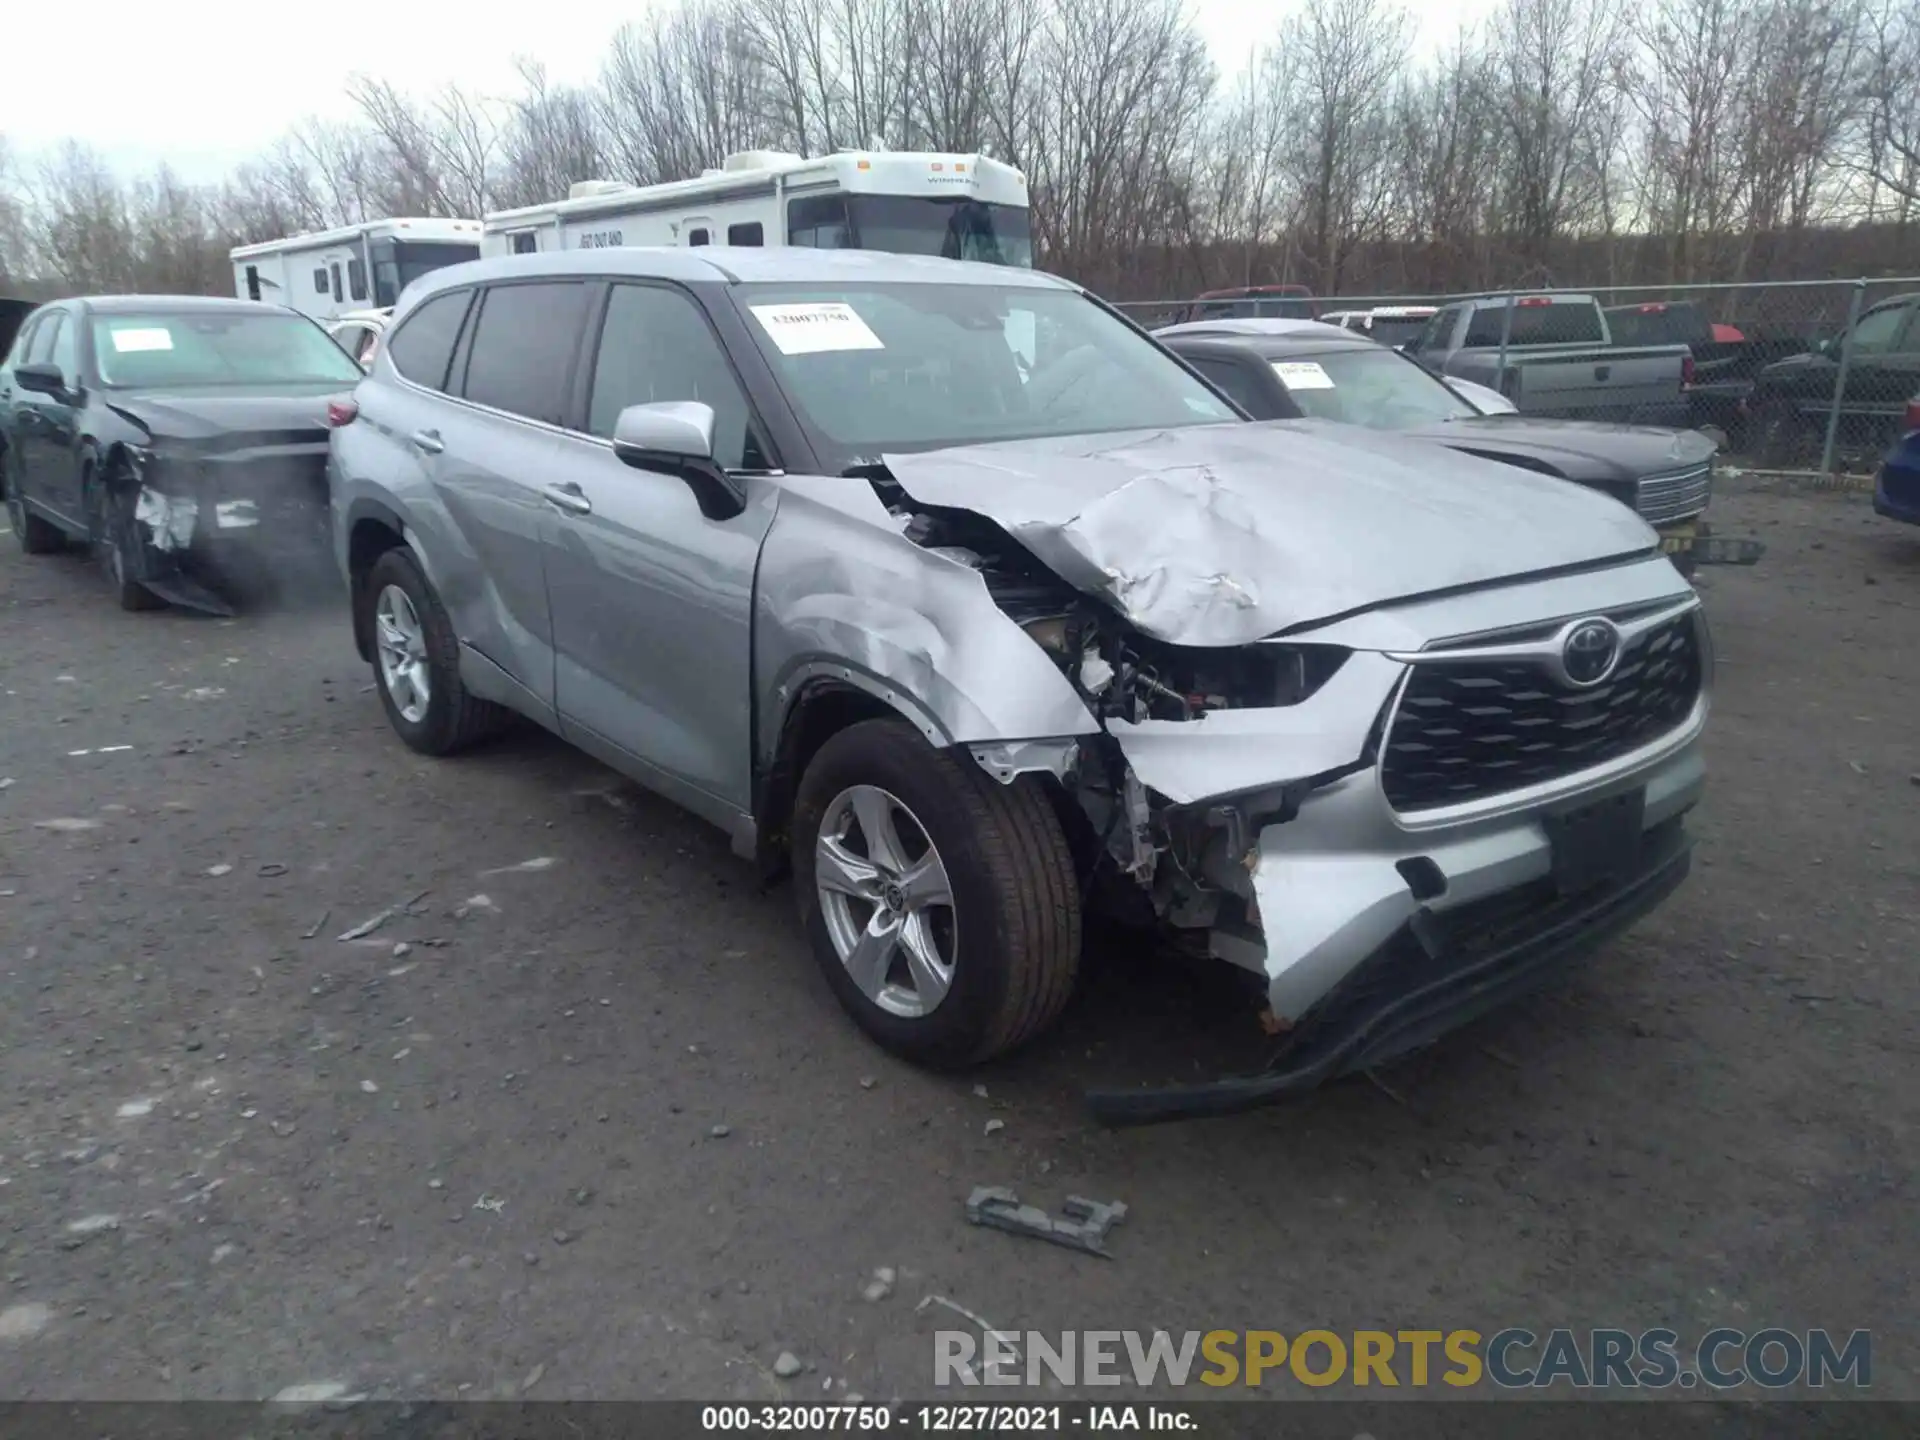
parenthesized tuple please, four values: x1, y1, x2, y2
(109, 328, 174, 353)
(750, 303, 885, 356)
(1271, 361, 1333, 390)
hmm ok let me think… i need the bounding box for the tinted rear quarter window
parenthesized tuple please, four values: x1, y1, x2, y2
(385, 290, 473, 391)
(461, 282, 592, 424)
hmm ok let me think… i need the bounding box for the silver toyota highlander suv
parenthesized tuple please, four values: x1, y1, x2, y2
(328, 248, 1710, 1124)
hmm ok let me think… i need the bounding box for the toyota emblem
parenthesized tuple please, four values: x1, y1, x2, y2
(1559, 618, 1622, 687)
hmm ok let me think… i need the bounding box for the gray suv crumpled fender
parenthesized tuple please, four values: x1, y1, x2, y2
(752, 473, 1099, 762)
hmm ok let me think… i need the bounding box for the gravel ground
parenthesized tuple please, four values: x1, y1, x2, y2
(0, 479, 1913, 1405)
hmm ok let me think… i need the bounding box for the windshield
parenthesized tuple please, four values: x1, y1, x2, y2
(1266, 346, 1476, 429)
(734, 283, 1236, 464)
(89, 311, 364, 389)
(1607, 305, 1708, 347)
(845, 197, 1034, 268)
(372, 239, 480, 308)
(1366, 315, 1433, 349)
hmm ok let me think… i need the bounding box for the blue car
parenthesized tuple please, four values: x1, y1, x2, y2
(1874, 405, 1920, 526)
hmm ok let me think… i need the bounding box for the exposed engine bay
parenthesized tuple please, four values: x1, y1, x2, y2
(879, 477, 1359, 1005)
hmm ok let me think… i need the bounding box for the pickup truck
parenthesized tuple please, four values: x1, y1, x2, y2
(1605, 300, 1820, 443)
(1403, 294, 1693, 426)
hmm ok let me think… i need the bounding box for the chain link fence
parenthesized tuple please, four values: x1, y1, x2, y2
(1112, 278, 1920, 478)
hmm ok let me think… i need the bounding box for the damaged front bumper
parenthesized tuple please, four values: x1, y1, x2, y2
(1087, 814, 1693, 1125)
(124, 448, 332, 612)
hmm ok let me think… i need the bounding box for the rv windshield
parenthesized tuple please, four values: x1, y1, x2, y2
(88, 310, 364, 389)
(371, 239, 481, 308)
(846, 197, 1034, 268)
(733, 281, 1235, 467)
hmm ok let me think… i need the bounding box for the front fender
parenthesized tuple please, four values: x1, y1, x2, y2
(752, 475, 1096, 772)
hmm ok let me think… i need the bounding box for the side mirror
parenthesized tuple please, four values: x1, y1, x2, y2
(611, 401, 744, 520)
(15, 362, 68, 398)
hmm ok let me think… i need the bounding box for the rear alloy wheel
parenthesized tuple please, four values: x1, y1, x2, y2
(793, 718, 1082, 1068)
(4, 456, 65, 555)
(362, 546, 511, 755)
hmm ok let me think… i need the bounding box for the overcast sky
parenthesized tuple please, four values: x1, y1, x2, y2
(2, 0, 1496, 187)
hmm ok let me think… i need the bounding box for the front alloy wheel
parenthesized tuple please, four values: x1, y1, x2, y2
(791, 717, 1082, 1068)
(815, 785, 958, 1018)
(374, 583, 431, 724)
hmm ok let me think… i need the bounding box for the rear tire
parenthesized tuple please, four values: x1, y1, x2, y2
(363, 546, 511, 755)
(5, 454, 65, 555)
(792, 718, 1082, 1068)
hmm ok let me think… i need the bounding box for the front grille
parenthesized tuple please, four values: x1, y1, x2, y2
(1381, 611, 1704, 812)
(1635, 464, 1711, 523)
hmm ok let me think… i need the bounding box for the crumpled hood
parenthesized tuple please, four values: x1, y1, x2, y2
(105, 384, 341, 450)
(882, 421, 1659, 646)
(1403, 416, 1717, 485)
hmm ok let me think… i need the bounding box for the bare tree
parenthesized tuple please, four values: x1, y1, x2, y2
(497, 58, 608, 209)
(1487, 0, 1628, 271)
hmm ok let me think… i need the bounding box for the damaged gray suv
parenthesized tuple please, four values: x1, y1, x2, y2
(329, 249, 1710, 1124)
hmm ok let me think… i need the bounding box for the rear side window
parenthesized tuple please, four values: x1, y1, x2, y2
(461, 282, 592, 424)
(385, 290, 473, 391)
(727, 222, 764, 247)
(314, 268, 329, 294)
(687, 229, 711, 247)
(348, 260, 368, 302)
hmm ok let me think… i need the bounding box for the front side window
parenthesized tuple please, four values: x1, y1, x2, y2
(4, 316, 40, 368)
(88, 311, 365, 389)
(460, 282, 592, 424)
(1262, 346, 1477, 429)
(385, 290, 472, 390)
(25, 314, 60, 365)
(734, 282, 1235, 468)
(587, 284, 756, 468)
(48, 313, 79, 381)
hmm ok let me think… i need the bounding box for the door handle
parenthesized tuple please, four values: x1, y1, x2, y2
(410, 428, 445, 455)
(543, 481, 592, 516)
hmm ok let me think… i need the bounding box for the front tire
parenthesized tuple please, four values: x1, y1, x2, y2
(5, 454, 66, 555)
(362, 547, 510, 755)
(1753, 400, 1815, 469)
(90, 476, 164, 611)
(792, 718, 1082, 1068)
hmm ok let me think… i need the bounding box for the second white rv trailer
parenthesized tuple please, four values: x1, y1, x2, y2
(230, 218, 483, 322)
(481, 150, 1032, 267)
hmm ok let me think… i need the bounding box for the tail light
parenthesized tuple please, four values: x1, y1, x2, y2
(1681, 354, 1695, 389)
(326, 398, 360, 428)
(1518, 296, 1552, 307)
(1905, 398, 1920, 434)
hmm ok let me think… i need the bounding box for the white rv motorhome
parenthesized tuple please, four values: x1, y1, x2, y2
(230, 218, 484, 322)
(480, 150, 1032, 267)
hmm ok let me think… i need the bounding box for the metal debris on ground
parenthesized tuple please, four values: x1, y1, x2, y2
(481, 857, 559, 876)
(336, 890, 431, 942)
(473, 1194, 506, 1214)
(914, 1293, 1014, 1344)
(301, 910, 331, 940)
(207, 864, 233, 877)
(965, 1187, 1128, 1258)
(258, 863, 289, 877)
